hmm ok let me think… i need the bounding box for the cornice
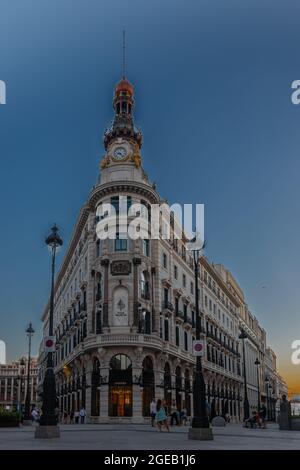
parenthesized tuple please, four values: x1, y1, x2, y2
(200, 257, 240, 308)
(88, 181, 160, 209)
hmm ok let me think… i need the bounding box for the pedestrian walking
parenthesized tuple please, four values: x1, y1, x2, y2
(155, 399, 170, 432)
(79, 407, 86, 424)
(70, 409, 74, 424)
(150, 398, 157, 427)
(180, 407, 188, 426)
(170, 401, 179, 426)
(74, 410, 80, 424)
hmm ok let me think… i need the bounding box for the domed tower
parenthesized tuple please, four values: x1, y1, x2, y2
(104, 77, 142, 150)
(86, 64, 161, 422)
(100, 75, 146, 185)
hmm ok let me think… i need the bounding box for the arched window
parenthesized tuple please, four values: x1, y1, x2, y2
(110, 354, 132, 370)
(109, 354, 132, 417)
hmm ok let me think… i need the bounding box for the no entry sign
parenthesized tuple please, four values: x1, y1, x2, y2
(193, 340, 204, 356)
(44, 336, 55, 352)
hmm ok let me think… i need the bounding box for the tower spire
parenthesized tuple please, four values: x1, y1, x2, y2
(122, 30, 126, 79)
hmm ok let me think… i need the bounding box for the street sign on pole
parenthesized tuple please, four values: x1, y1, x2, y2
(192, 340, 204, 356)
(44, 336, 55, 352)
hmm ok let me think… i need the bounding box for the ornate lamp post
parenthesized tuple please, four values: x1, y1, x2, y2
(188, 245, 213, 440)
(18, 357, 26, 414)
(265, 378, 272, 421)
(239, 329, 250, 420)
(23, 323, 35, 424)
(35, 224, 63, 439)
(254, 358, 261, 411)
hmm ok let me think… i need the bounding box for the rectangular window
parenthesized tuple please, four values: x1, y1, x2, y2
(183, 304, 187, 322)
(209, 299, 212, 311)
(115, 233, 127, 251)
(183, 274, 186, 288)
(143, 239, 150, 257)
(96, 239, 101, 257)
(176, 326, 180, 346)
(190, 282, 194, 294)
(127, 196, 132, 213)
(164, 319, 169, 342)
(174, 265, 178, 279)
(205, 295, 208, 307)
(164, 288, 169, 305)
(163, 253, 167, 269)
(111, 196, 119, 215)
(184, 331, 188, 351)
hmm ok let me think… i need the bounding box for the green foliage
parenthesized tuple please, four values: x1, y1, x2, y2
(0, 409, 21, 422)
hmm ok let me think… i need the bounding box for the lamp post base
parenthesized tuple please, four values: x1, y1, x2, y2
(34, 425, 60, 439)
(188, 426, 214, 440)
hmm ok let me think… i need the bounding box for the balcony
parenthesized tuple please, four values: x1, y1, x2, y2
(184, 316, 193, 326)
(161, 301, 174, 312)
(175, 309, 184, 320)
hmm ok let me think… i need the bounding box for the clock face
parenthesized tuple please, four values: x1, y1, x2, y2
(113, 146, 127, 160)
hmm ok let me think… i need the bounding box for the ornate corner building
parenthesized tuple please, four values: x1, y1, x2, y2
(38, 74, 287, 423)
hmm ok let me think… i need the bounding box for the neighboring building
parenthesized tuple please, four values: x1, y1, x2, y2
(264, 347, 279, 420)
(0, 357, 38, 411)
(38, 71, 287, 423)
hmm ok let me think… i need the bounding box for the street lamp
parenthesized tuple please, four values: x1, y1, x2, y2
(188, 245, 213, 440)
(35, 224, 63, 439)
(265, 378, 272, 421)
(254, 358, 261, 411)
(19, 357, 26, 413)
(23, 323, 35, 424)
(239, 329, 250, 420)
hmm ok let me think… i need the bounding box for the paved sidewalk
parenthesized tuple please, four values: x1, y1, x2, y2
(0, 422, 299, 450)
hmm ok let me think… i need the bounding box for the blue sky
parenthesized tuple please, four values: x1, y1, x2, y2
(0, 0, 300, 390)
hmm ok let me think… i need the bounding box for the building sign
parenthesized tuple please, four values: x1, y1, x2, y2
(111, 260, 131, 276)
(192, 340, 204, 356)
(44, 336, 55, 352)
(113, 287, 129, 326)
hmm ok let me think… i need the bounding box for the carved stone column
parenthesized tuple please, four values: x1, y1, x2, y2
(133, 258, 141, 327)
(101, 259, 109, 327)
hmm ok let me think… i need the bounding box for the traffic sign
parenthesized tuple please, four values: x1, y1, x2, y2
(192, 340, 204, 356)
(44, 336, 55, 352)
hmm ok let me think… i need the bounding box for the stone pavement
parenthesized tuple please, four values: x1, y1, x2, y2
(0, 422, 299, 450)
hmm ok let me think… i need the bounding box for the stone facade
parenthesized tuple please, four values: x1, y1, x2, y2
(38, 73, 287, 423)
(0, 357, 38, 411)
